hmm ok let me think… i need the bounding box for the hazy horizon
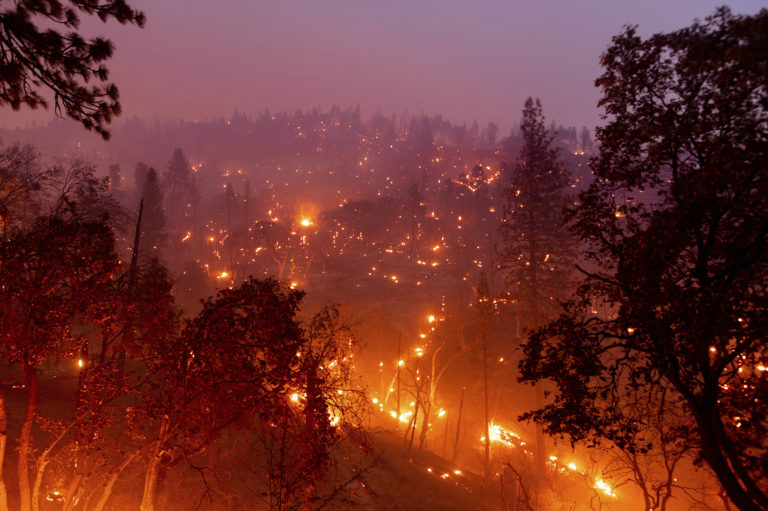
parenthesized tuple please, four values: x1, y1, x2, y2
(1, 1, 764, 137)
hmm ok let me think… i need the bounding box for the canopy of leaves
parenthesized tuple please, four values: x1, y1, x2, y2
(0, 212, 119, 367)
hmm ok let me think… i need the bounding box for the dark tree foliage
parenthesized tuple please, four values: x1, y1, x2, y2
(0, 142, 44, 233)
(0, 0, 144, 138)
(139, 167, 166, 257)
(501, 98, 573, 327)
(519, 8, 768, 511)
(51, 156, 130, 231)
(138, 277, 307, 511)
(162, 148, 195, 235)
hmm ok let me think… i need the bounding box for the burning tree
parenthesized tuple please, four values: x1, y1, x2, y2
(519, 8, 768, 511)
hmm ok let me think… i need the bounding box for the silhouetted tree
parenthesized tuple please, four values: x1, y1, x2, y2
(50, 156, 130, 231)
(500, 98, 573, 471)
(162, 148, 195, 237)
(0, 142, 45, 234)
(0, 0, 145, 138)
(500, 98, 573, 328)
(133, 162, 149, 199)
(139, 168, 166, 258)
(519, 8, 768, 511)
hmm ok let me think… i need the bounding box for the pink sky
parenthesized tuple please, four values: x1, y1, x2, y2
(2, 0, 763, 135)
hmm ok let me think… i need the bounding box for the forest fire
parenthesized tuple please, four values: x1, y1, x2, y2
(0, 2, 764, 510)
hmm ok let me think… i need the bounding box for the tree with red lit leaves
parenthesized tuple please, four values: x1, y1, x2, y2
(36, 257, 178, 511)
(136, 278, 307, 511)
(0, 0, 145, 139)
(0, 211, 120, 511)
(254, 306, 367, 511)
(519, 8, 768, 511)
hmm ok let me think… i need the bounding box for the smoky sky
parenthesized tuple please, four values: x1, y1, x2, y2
(2, 0, 764, 134)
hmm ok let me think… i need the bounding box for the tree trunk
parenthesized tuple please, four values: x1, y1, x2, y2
(452, 387, 465, 464)
(396, 335, 401, 430)
(61, 475, 83, 511)
(91, 453, 137, 511)
(418, 401, 431, 450)
(697, 417, 765, 511)
(0, 393, 9, 511)
(140, 454, 168, 511)
(482, 328, 490, 481)
(30, 456, 48, 511)
(33, 418, 84, 511)
(18, 366, 38, 511)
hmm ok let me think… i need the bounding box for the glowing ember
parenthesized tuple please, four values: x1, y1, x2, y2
(216, 271, 229, 279)
(299, 217, 313, 227)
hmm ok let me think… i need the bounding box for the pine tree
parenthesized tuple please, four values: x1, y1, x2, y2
(0, 0, 145, 138)
(162, 148, 194, 235)
(133, 162, 149, 203)
(500, 98, 573, 329)
(500, 98, 573, 470)
(139, 168, 166, 259)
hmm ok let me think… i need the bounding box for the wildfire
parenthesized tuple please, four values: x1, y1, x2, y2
(328, 409, 341, 427)
(594, 479, 616, 497)
(483, 422, 522, 448)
